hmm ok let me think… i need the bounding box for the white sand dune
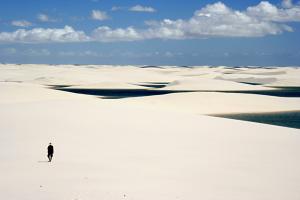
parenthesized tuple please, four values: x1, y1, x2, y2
(0, 64, 300, 200)
(214, 67, 300, 86)
(0, 82, 87, 104)
(64, 82, 148, 90)
(122, 92, 300, 115)
(162, 77, 272, 91)
(215, 75, 278, 85)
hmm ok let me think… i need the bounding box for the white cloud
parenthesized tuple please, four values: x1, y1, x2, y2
(22, 48, 51, 56)
(0, 26, 90, 43)
(164, 51, 174, 57)
(0, 47, 17, 55)
(79, 50, 98, 57)
(129, 5, 156, 12)
(140, 1, 296, 39)
(111, 6, 123, 11)
(58, 51, 76, 56)
(2, 1, 300, 43)
(91, 10, 109, 21)
(92, 1, 300, 41)
(58, 50, 107, 57)
(282, 0, 293, 8)
(11, 20, 32, 27)
(247, 1, 300, 22)
(91, 26, 142, 42)
(0, 47, 51, 56)
(99, 2, 285, 40)
(37, 14, 56, 22)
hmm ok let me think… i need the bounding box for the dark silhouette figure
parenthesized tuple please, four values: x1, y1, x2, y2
(47, 143, 54, 162)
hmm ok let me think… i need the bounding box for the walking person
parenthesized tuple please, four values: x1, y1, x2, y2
(47, 143, 54, 162)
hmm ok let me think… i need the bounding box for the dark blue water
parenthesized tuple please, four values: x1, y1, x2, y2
(212, 111, 300, 129)
(56, 87, 300, 99)
(220, 87, 300, 97)
(135, 82, 170, 89)
(57, 88, 187, 99)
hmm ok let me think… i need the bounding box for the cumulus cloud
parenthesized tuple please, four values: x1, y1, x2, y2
(0, 26, 90, 43)
(247, 1, 300, 22)
(11, 20, 32, 27)
(140, 1, 297, 39)
(91, 1, 297, 41)
(37, 14, 56, 22)
(1, 1, 300, 43)
(129, 5, 156, 12)
(91, 10, 109, 20)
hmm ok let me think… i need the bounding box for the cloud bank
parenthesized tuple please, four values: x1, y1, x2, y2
(0, 26, 89, 43)
(1, 1, 300, 43)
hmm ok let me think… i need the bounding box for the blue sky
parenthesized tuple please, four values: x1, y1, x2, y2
(0, 0, 300, 66)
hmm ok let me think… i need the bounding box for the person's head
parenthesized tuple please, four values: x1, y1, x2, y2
(49, 143, 52, 145)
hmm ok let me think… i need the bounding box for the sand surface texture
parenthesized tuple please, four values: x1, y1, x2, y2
(0, 64, 300, 200)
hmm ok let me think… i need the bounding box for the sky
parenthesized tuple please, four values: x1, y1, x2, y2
(0, 0, 300, 66)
